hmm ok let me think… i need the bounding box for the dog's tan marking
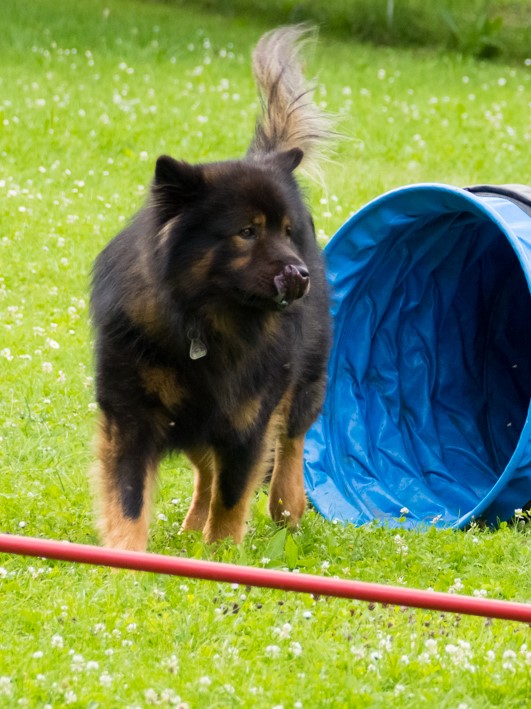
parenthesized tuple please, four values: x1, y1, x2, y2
(230, 252, 252, 270)
(91, 417, 158, 552)
(96, 483, 154, 551)
(251, 213, 266, 229)
(190, 250, 214, 282)
(269, 434, 307, 527)
(203, 491, 254, 544)
(281, 215, 292, 235)
(182, 447, 215, 532)
(263, 311, 281, 340)
(230, 396, 263, 433)
(125, 282, 161, 333)
(140, 366, 185, 410)
(262, 386, 306, 526)
(201, 303, 239, 341)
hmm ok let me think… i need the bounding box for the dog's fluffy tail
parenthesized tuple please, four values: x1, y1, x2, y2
(248, 24, 335, 179)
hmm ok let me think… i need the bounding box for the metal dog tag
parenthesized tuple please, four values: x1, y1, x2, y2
(187, 328, 207, 360)
(189, 337, 207, 360)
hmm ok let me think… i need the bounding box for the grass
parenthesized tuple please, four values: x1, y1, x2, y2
(190, 0, 531, 61)
(1, 0, 531, 706)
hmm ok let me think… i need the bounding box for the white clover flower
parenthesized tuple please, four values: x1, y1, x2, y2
(99, 671, 112, 687)
(71, 654, 85, 672)
(424, 638, 438, 655)
(51, 634, 64, 648)
(445, 641, 475, 671)
(448, 578, 465, 594)
(160, 689, 182, 705)
(289, 641, 302, 657)
(198, 676, 212, 687)
(144, 688, 159, 704)
(64, 690, 77, 705)
(393, 534, 408, 554)
(0, 677, 13, 697)
(273, 623, 292, 640)
(379, 634, 393, 652)
(350, 646, 366, 660)
(265, 645, 281, 658)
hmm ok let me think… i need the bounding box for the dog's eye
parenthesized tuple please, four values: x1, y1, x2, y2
(285, 224, 292, 237)
(239, 226, 256, 240)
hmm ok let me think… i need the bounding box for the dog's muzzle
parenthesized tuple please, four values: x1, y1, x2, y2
(273, 264, 310, 309)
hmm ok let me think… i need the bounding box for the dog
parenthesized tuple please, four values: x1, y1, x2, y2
(90, 25, 333, 550)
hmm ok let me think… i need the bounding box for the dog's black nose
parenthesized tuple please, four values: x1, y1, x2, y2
(273, 264, 310, 308)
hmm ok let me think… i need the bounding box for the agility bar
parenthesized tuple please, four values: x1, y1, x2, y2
(1, 533, 530, 623)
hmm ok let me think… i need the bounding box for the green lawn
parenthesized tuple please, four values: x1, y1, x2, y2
(193, 0, 531, 61)
(1, 0, 530, 706)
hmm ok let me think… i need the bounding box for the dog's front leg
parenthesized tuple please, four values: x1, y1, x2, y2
(92, 413, 160, 552)
(268, 433, 306, 527)
(203, 435, 273, 544)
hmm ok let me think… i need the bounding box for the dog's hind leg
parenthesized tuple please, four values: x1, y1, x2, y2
(92, 413, 160, 551)
(268, 434, 306, 527)
(181, 447, 215, 533)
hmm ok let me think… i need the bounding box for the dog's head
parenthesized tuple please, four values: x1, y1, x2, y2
(149, 150, 313, 311)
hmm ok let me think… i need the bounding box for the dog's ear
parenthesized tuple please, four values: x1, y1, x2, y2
(151, 155, 206, 223)
(271, 148, 304, 173)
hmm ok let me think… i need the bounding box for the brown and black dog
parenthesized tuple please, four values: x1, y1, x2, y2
(90, 26, 333, 550)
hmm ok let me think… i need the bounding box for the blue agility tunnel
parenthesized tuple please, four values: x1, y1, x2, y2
(304, 184, 531, 528)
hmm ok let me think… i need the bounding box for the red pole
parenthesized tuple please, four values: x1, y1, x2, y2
(1, 533, 530, 623)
